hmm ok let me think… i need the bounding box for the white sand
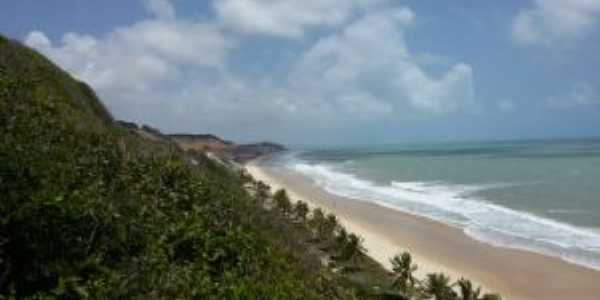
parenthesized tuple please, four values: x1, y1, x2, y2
(246, 163, 491, 293)
(246, 160, 600, 300)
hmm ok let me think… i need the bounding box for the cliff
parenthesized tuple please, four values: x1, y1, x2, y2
(231, 142, 287, 162)
(169, 133, 234, 152)
(116, 122, 286, 162)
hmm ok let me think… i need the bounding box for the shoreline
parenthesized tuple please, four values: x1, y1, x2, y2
(246, 158, 600, 300)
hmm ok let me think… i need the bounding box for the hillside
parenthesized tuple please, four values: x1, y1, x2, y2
(0, 36, 362, 299)
(0, 35, 500, 300)
(169, 134, 235, 152)
(114, 122, 286, 163)
(169, 134, 285, 162)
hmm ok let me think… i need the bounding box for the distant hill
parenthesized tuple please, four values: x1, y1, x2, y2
(116, 121, 286, 162)
(169, 134, 286, 162)
(169, 133, 234, 152)
(231, 142, 287, 162)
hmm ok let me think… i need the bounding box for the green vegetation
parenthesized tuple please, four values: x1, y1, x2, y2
(387, 252, 502, 300)
(391, 252, 418, 296)
(423, 273, 455, 300)
(456, 278, 482, 300)
(0, 36, 354, 299)
(0, 35, 502, 300)
(273, 189, 292, 216)
(293, 201, 309, 222)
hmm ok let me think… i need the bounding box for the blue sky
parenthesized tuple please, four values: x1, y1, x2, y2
(2, 0, 600, 145)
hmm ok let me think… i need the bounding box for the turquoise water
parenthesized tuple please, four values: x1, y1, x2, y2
(280, 139, 600, 270)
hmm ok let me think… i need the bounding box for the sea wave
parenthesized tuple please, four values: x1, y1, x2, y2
(287, 159, 600, 271)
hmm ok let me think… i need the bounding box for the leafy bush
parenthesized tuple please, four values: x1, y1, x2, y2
(0, 36, 355, 299)
(0, 36, 502, 300)
(273, 189, 292, 216)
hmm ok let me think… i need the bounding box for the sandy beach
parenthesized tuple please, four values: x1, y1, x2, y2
(247, 159, 600, 300)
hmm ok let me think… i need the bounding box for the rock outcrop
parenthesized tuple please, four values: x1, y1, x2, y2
(115, 121, 286, 162)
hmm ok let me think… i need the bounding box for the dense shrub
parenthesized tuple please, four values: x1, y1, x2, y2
(0, 37, 354, 299)
(0, 36, 501, 300)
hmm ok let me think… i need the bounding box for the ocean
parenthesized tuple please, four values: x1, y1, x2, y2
(275, 139, 600, 271)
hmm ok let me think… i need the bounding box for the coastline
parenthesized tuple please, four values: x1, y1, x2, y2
(246, 158, 600, 300)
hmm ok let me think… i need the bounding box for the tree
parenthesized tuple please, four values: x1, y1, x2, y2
(480, 294, 502, 300)
(309, 208, 326, 239)
(340, 233, 366, 264)
(334, 227, 348, 250)
(294, 201, 309, 223)
(456, 278, 481, 300)
(273, 189, 292, 216)
(322, 213, 339, 240)
(309, 210, 339, 241)
(390, 252, 418, 296)
(423, 273, 457, 300)
(254, 180, 270, 205)
(239, 170, 253, 185)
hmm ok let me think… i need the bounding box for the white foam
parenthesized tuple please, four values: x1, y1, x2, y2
(288, 160, 600, 271)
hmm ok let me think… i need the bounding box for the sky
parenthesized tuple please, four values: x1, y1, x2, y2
(1, 0, 600, 146)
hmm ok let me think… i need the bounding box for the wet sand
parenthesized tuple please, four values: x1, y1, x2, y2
(247, 160, 600, 300)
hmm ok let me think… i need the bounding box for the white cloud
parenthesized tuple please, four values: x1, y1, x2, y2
(143, 0, 176, 19)
(512, 0, 600, 46)
(115, 20, 231, 67)
(23, 1, 476, 142)
(334, 92, 393, 119)
(25, 19, 231, 94)
(547, 82, 600, 107)
(24, 31, 51, 48)
(292, 8, 474, 115)
(214, 0, 385, 38)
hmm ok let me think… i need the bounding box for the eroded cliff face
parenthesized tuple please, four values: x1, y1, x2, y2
(169, 134, 234, 152)
(115, 121, 286, 163)
(230, 142, 286, 162)
(170, 134, 285, 162)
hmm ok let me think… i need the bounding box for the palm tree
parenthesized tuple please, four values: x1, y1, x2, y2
(456, 278, 480, 300)
(334, 226, 348, 249)
(390, 252, 418, 296)
(423, 273, 457, 300)
(322, 213, 339, 240)
(479, 294, 502, 300)
(239, 169, 253, 185)
(309, 208, 326, 239)
(293, 200, 309, 222)
(341, 233, 366, 264)
(273, 188, 292, 216)
(254, 180, 270, 205)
